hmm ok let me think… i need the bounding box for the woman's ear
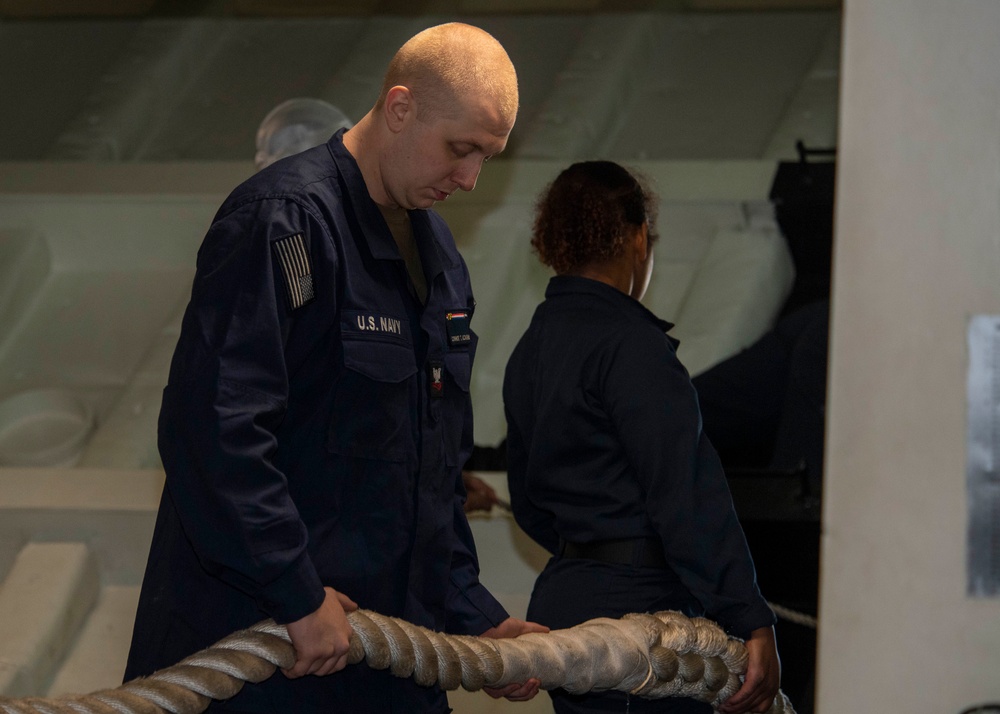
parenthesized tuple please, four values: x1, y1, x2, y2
(628, 222, 655, 302)
(633, 222, 650, 263)
(383, 86, 413, 133)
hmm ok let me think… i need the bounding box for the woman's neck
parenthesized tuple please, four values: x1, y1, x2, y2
(569, 262, 633, 297)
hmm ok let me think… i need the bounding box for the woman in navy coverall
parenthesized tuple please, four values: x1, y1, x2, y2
(503, 161, 782, 714)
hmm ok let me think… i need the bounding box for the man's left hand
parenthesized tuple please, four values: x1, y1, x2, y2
(480, 617, 549, 701)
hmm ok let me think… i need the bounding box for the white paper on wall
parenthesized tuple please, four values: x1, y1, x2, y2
(967, 314, 1000, 597)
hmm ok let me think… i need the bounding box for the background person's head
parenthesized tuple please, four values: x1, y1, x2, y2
(532, 161, 659, 298)
(255, 98, 353, 171)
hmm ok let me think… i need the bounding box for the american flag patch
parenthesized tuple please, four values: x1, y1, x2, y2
(272, 233, 315, 310)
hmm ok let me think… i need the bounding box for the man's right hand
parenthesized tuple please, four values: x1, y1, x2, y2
(282, 586, 358, 679)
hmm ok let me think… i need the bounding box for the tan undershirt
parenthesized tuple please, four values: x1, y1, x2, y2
(377, 205, 427, 304)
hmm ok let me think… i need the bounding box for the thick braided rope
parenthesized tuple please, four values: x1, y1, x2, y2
(768, 603, 818, 630)
(0, 609, 794, 714)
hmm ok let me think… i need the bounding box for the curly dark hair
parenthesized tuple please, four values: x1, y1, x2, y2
(531, 160, 658, 274)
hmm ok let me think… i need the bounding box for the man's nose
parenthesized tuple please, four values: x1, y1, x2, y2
(453, 160, 481, 192)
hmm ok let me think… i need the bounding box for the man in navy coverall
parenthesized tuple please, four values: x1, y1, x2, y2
(124, 23, 545, 713)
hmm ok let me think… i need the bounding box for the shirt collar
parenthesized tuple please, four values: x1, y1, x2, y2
(545, 274, 675, 334)
(327, 130, 457, 278)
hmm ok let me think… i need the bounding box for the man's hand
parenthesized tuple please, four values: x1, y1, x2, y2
(462, 471, 500, 513)
(718, 626, 781, 714)
(282, 587, 358, 679)
(480, 617, 549, 701)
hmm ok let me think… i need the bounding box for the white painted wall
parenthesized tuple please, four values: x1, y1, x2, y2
(819, 2, 1000, 712)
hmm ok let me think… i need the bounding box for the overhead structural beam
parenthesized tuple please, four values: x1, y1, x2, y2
(45, 20, 233, 160)
(0, 0, 841, 19)
(517, 15, 655, 161)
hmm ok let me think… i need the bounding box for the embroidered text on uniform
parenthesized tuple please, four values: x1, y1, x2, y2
(355, 315, 403, 334)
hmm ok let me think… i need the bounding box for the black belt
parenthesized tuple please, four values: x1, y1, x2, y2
(559, 537, 668, 569)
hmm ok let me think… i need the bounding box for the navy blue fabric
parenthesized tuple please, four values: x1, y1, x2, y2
(503, 275, 774, 645)
(528, 557, 710, 713)
(124, 130, 507, 713)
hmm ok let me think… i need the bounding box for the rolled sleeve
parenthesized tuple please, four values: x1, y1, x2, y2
(446, 487, 509, 634)
(257, 550, 326, 625)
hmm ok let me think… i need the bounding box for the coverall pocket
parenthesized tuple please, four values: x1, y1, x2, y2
(327, 336, 417, 462)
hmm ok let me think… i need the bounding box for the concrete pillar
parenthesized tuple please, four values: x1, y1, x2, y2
(819, 1, 1000, 711)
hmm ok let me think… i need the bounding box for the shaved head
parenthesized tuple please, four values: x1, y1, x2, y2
(344, 22, 518, 209)
(376, 22, 518, 126)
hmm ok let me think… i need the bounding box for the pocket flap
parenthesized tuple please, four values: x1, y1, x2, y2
(342, 337, 417, 383)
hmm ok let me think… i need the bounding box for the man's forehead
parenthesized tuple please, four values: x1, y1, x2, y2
(454, 98, 513, 150)
(453, 131, 509, 154)
(428, 119, 506, 154)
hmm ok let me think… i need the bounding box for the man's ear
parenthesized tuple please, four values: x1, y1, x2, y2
(383, 85, 413, 133)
